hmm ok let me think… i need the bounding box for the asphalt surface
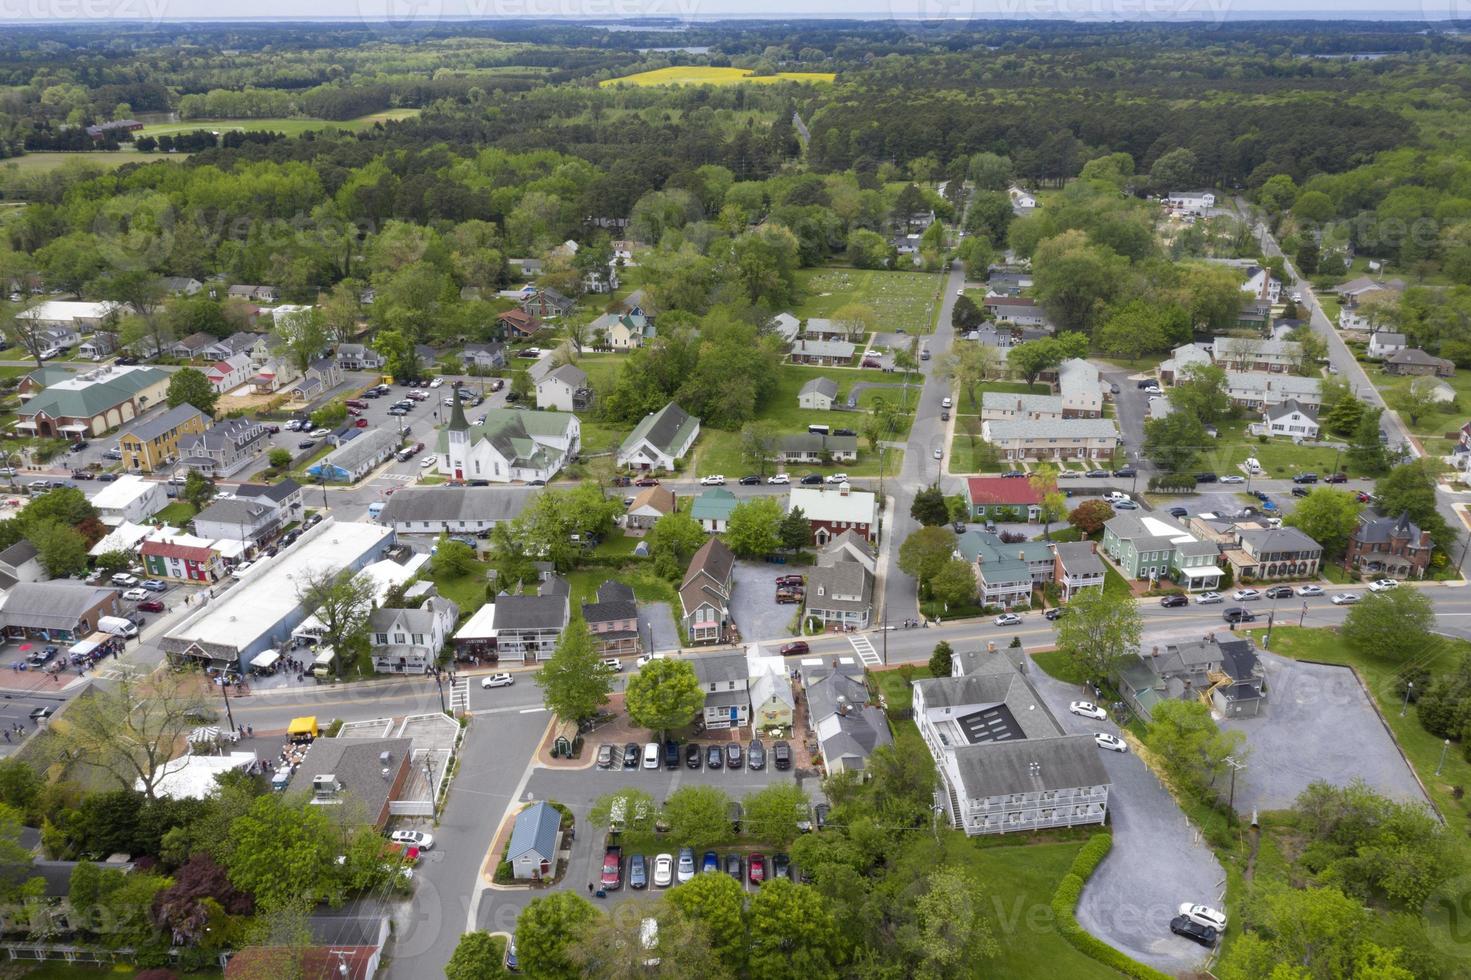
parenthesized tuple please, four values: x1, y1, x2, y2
(1218, 651, 1428, 814)
(728, 561, 801, 642)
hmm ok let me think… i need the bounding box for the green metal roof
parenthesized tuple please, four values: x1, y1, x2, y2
(20, 367, 169, 421)
(691, 488, 738, 521)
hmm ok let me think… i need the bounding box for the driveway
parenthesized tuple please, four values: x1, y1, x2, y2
(1027, 664, 1221, 975)
(1099, 366, 1149, 462)
(1218, 651, 1428, 814)
(730, 562, 800, 643)
(639, 603, 679, 653)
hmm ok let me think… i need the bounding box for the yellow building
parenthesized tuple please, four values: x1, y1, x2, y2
(118, 404, 210, 473)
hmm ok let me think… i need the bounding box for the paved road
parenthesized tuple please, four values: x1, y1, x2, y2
(883, 263, 966, 624)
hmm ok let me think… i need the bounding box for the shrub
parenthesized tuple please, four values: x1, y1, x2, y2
(1051, 834, 1171, 980)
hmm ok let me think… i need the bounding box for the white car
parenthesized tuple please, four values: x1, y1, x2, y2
(480, 673, 514, 689)
(232, 560, 253, 576)
(635, 653, 662, 668)
(420, 455, 438, 468)
(933, 448, 943, 460)
(601, 657, 623, 672)
(1232, 589, 1261, 602)
(111, 573, 139, 586)
(1070, 701, 1107, 721)
(652, 853, 674, 888)
(1369, 578, 1399, 592)
(700, 474, 726, 486)
(310, 427, 330, 437)
(676, 847, 696, 883)
(1178, 903, 1227, 932)
(994, 613, 1022, 627)
(390, 829, 434, 850)
(1331, 592, 1360, 605)
(1296, 584, 1324, 597)
(428, 378, 443, 388)
(1105, 491, 1130, 503)
(1095, 733, 1128, 753)
(825, 473, 849, 484)
(1219, 475, 1245, 484)
(122, 587, 150, 601)
(766, 474, 790, 485)
(1195, 591, 1223, 605)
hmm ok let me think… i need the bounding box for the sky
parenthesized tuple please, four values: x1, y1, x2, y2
(0, 0, 1457, 24)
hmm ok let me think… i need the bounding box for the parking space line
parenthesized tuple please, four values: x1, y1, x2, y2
(849, 634, 880, 667)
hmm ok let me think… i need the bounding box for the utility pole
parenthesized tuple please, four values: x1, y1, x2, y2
(422, 752, 436, 815)
(220, 672, 237, 734)
(1225, 756, 1246, 815)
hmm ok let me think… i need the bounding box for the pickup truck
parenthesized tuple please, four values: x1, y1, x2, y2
(600, 846, 623, 890)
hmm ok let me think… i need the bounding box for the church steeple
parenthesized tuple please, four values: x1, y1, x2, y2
(448, 386, 469, 432)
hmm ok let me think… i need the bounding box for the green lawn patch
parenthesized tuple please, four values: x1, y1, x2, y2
(793, 267, 944, 334)
(154, 501, 197, 526)
(694, 427, 902, 479)
(1200, 416, 1367, 479)
(1103, 564, 1133, 599)
(868, 666, 917, 714)
(564, 565, 677, 609)
(425, 557, 493, 614)
(1374, 368, 1471, 456)
(591, 529, 639, 558)
(137, 109, 420, 139)
(0, 149, 181, 174)
(1033, 649, 1089, 685)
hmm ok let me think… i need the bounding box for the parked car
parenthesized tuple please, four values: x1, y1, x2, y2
(1069, 701, 1106, 720)
(1113, 499, 1138, 510)
(1369, 578, 1399, 592)
(1085, 469, 1110, 478)
(779, 641, 809, 656)
(1170, 915, 1218, 947)
(1195, 591, 1223, 604)
(1044, 607, 1066, 620)
(652, 853, 674, 888)
(481, 673, 514, 689)
(1194, 472, 1218, 483)
(1326, 472, 1348, 483)
(1292, 473, 1318, 484)
(1167, 506, 1189, 518)
(1222, 607, 1256, 623)
(1178, 903, 1228, 932)
(773, 852, 792, 880)
(766, 473, 790, 485)
(122, 587, 149, 601)
(596, 744, 613, 769)
(1219, 475, 1245, 484)
(600, 847, 622, 890)
(141, 579, 167, 592)
(622, 743, 640, 769)
(799, 474, 823, 485)
(664, 740, 680, 770)
(739, 475, 761, 485)
(772, 741, 792, 770)
(601, 657, 623, 672)
(724, 853, 743, 881)
(634, 477, 660, 487)
(1331, 592, 1360, 605)
(1095, 733, 1128, 752)
(1296, 584, 1324, 597)
(994, 613, 1022, 627)
(814, 802, 829, 830)
(706, 745, 724, 769)
(628, 853, 648, 889)
(1160, 594, 1189, 608)
(1232, 589, 1261, 602)
(686, 742, 702, 769)
(748, 853, 767, 884)
(390, 830, 434, 850)
(137, 599, 165, 613)
(700, 474, 726, 486)
(1264, 585, 1294, 599)
(725, 743, 743, 770)
(701, 851, 719, 875)
(111, 572, 138, 586)
(748, 739, 765, 770)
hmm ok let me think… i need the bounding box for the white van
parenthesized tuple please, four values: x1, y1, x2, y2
(367, 501, 385, 520)
(642, 742, 660, 770)
(941, 396, 953, 409)
(807, 423, 830, 436)
(97, 615, 138, 638)
(1244, 457, 1264, 475)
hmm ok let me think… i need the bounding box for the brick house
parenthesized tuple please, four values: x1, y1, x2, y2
(787, 484, 878, 546)
(141, 539, 224, 584)
(1384, 348, 1455, 378)
(1345, 512, 1433, 579)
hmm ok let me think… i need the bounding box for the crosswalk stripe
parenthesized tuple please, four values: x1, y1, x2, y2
(449, 677, 470, 713)
(849, 634, 880, 667)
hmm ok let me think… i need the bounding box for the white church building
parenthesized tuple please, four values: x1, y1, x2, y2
(437, 392, 580, 485)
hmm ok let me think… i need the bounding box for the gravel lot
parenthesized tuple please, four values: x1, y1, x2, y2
(1218, 651, 1428, 814)
(638, 603, 679, 653)
(1027, 665, 1221, 975)
(729, 561, 800, 644)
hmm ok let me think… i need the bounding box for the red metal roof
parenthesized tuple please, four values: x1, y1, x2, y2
(140, 539, 216, 562)
(966, 477, 1042, 506)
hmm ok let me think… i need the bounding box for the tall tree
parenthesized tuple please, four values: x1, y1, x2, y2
(666, 868, 749, 974)
(723, 497, 783, 558)
(661, 785, 731, 851)
(929, 641, 954, 678)
(910, 485, 949, 526)
(1373, 460, 1448, 543)
(165, 367, 220, 417)
(446, 932, 508, 980)
(181, 470, 216, 511)
(1349, 408, 1388, 476)
(539, 619, 612, 723)
(747, 878, 845, 980)
(515, 892, 599, 980)
(1068, 499, 1115, 536)
(1146, 700, 1246, 800)
(54, 669, 211, 800)
(930, 560, 979, 609)
(778, 507, 811, 553)
(1285, 489, 1362, 559)
(742, 784, 813, 848)
(567, 907, 733, 980)
(294, 568, 375, 678)
(738, 421, 781, 477)
(1341, 588, 1438, 663)
(1143, 411, 1207, 474)
(898, 526, 956, 590)
(275, 307, 329, 374)
(1169, 364, 1231, 427)
(1053, 586, 1142, 684)
(647, 511, 706, 570)
(624, 659, 704, 739)
(902, 867, 999, 978)
(102, 270, 169, 361)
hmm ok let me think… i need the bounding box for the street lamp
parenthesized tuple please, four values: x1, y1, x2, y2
(1401, 680, 1414, 717)
(1439, 738, 1450, 776)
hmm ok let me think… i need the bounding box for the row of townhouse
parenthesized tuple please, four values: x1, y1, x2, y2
(953, 530, 1107, 608)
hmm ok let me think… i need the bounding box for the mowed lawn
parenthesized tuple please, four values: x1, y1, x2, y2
(1197, 417, 1373, 479)
(1, 150, 180, 174)
(1374, 368, 1468, 455)
(137, 109, 420, 139)
(601, 66, 835, 86)
(794, 267, 944, 334)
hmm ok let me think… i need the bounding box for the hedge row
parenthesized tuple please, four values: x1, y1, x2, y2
(1050, 833, 1173, 980)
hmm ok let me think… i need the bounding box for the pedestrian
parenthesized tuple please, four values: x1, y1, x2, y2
(4, 731, 10, 744)
(587, 882, 594, 894)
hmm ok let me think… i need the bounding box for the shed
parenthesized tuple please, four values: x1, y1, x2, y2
(506, 800, 563, 881)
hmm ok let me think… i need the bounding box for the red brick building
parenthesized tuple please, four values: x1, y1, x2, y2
(1344, 512, 1433, 580)
(788, 484, 878, 546)
(141, 539, 223, 583)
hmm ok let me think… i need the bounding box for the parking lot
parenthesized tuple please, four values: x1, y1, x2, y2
(1219, 652, 1428, 814)
(729, 562, 801, 643)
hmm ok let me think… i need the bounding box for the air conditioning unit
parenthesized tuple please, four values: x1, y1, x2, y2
(312, 774, 340, 799)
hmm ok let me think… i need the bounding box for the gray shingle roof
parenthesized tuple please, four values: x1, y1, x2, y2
(493, 594, 569, 631)
(984, 417, 1119, 441)
(621, 402, 699, 457)
(0, 582, 114, 630)
(1053, 541, 1106, 577)
(693, 651, 748, 686)
(286, 737, 412, 818)
(951, 734, 1109, 799)
(195, 498, 271, 526)
(379, 487, 533, 525)
(0, 540, 38, 567)
(1238, 526, 1321, 554)
(805, 562, 873, 613)
(123, 404, 207, 444)
(235, 479, 300, 505)
(799, 377, 838, 399)
(318, 428, 399, 473)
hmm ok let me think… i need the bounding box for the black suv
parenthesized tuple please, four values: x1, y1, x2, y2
(686, 742, 703, 769)
(706, 744, 724, 769)
(1264, 585, 1294, 599)
(1194, 472, 1219, 484)
(772, 741, 792, 770)
(664, 740, 681, 770)
(1292, 473, 1318, 484)
(725, 743, 743, 770)
(1223, 607, 1256, 624)
(1160, 594, 1189, 608)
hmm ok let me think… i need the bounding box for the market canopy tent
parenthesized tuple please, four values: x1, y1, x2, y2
(250, 650, 280, 669)
(287, 716, 319, 742)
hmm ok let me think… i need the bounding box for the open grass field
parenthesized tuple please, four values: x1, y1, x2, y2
(1196, 416, 1371, 479)
(694, 427, 903, 481)
(601, 66, 836, 87)
(794, 267, 944, 334)
(1, 150, 180, 175)
(1374, 367, 1468, 455)
(138, 108, 421, 139)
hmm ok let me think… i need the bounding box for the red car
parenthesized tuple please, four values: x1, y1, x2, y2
(779, 641, 809, 656)
(137, 600, 165, 613)
(600, 847, 622, 890)
(354, 418, 369, 428)
(748, 853, 766, 884)
(634, 477, 660, 488)
(776, 575, 804, 587)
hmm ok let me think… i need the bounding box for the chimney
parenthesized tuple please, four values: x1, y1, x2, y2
(839, 481, 850, 497)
